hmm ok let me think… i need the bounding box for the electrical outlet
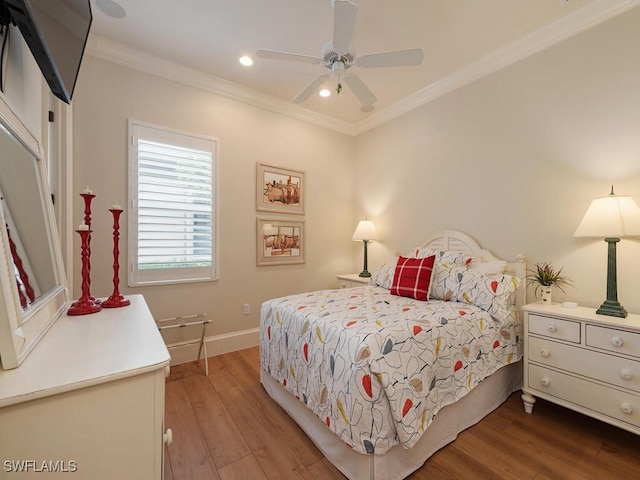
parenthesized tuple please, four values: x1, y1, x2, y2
(243, 303, 250, 315)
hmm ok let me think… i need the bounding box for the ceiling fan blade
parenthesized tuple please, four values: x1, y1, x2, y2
(257, 49, 322, 65)
(332, 0, 358, 53)
(357, 48, 424, 68)
(293, 73, 331, 103)
(344, 73, 377, 106)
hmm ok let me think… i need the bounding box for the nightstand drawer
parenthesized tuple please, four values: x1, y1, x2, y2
(528, 336, 640, 393)
(586, 324, 640, 359)
(528, 364, 640, 430)
(528, 314, 580, 343)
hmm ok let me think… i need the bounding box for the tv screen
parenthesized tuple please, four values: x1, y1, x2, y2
(5, 0, 92, 104)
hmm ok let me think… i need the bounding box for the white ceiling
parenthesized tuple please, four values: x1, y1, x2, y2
(87, 0, 636, 130)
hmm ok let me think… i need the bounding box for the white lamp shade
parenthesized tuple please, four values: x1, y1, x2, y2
(574, 194, 640, 238)
(352, 220, 379, 242)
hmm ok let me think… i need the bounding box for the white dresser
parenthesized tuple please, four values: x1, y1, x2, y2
(522, 302, 640, 435)
(0, 295, 171, 479)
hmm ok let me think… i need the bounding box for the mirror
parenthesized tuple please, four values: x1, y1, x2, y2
(0, 100, 68, 370)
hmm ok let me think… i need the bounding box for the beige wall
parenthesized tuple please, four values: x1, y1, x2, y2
(72, 4, 640, 352)
(355, 7, 640, 313)
(72, 58, 355, 346)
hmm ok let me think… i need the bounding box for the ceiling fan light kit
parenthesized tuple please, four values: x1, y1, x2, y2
(256, 0, 423, 107)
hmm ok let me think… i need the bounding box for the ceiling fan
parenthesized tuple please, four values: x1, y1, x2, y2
(256, 0, 424, 107)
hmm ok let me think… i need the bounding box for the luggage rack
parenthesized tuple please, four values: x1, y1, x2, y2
(156, 313, 211, 375)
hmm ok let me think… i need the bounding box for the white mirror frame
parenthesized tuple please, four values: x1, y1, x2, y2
(0, 94, 68, 370)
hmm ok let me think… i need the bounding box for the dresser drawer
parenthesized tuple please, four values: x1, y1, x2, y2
(586, 324, 640, 359)
(528, 314, 581, 343)
(528, 364, 640, 430)
(528, 336, 640, 394)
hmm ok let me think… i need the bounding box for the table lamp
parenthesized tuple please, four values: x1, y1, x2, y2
(574, 187, 640, 317)
(352, 219, 378, 278)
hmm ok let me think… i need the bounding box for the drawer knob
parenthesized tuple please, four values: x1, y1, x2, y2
(620, 402, 633, 415)
(611, 336, 624, 348)
(540, 377, 551, 387)
(164, 428, 173, 446)
(620, 368, 634, 381)
(540, 349, 550, 358)
(546, 323, 557, 333)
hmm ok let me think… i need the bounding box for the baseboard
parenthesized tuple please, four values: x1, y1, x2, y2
(165, 327, 260, 366)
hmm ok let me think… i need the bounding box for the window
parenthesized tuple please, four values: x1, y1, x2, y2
(128, 121, 218, 286)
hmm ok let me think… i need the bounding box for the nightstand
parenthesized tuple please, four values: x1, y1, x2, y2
(522, 302, 640, 435)
(336, 273, 371, 288)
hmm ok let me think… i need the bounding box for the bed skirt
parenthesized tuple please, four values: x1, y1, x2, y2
(260, 361, 522, 480)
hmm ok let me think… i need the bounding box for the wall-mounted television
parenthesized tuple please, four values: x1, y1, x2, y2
(3, 0, 92, 104)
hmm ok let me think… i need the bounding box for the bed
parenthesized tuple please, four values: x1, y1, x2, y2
(260, 230, 525, 479)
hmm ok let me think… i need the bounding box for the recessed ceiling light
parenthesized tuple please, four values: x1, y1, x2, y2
(239, 56, 253, 67)
(96, 0, 126, 19)
(319, 89, 331, 97)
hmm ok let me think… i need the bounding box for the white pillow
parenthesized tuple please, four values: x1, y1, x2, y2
(372, 262, 396, 289)
(409, 248, 476, 266)
(469, 260, 507, 275)
(431, 266, 519, 322)
(409, 249, 476, 298)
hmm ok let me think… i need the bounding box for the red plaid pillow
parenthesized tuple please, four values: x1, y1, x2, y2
(391, 255, 436, 301)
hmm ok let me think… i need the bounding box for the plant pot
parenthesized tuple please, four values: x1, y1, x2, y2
(540, 286, 552, 304)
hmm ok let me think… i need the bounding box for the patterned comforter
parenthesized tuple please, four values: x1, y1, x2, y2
(260, 285, 522, 455)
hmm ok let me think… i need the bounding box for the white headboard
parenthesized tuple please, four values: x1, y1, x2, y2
(417, 230, 526, 312)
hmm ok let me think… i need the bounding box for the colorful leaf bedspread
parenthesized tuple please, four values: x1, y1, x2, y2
(260, 286, 522, 455)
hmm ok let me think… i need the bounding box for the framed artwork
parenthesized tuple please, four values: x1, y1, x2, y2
(256, 163, 304, 215)
(257, 218, 305, 266)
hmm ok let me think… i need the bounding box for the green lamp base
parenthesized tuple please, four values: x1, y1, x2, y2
(359, 240, 371, 278)
(597, 237, 628, 318)
(596, 300, 628, 318)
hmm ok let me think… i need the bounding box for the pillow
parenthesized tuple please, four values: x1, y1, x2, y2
(411, 250, 469, 300)
(390, 255, 436, 301)
(432, 266, 519, 321)
(372, 262, 396, 289)
(469, 260, 507, 275)
(371, 253, 458, 291)
(410, 248, 476, 266)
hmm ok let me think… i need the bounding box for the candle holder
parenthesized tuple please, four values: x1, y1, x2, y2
(79, 191, 99, 305)
(102, 208, 130, 308)
(68, 227, 102, 315)
(5, 222, 35, 305)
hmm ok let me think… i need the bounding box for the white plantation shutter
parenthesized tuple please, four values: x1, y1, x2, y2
(128, 121, 218, 286)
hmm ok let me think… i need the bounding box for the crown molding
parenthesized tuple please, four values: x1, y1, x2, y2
(86, 0, 640, 137)
(353, 0, 640, 135)
(85, 35, 356, 136)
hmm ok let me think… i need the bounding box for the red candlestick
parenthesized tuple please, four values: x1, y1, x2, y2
(79, 192, 99, 304)
(16, 278, 27, 309)
(68, 228, 102, 315)
(103, 208, 129, 308)
(5, 222, 35, 303)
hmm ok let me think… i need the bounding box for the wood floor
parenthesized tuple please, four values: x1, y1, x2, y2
(164, 347, 640, 480)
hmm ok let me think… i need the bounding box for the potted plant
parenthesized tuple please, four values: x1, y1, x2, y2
(525, 261, 572, 304)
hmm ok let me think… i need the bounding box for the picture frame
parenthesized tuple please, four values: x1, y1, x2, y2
(256, 163, 304, 215)
(257, 218, 305, 266)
